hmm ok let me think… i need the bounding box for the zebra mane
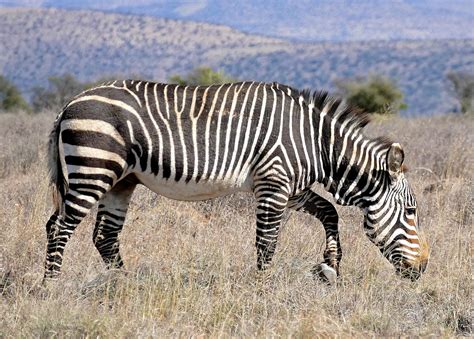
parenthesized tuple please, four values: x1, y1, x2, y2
(299, 89, 371, 132)
(274, 83, 393, 149)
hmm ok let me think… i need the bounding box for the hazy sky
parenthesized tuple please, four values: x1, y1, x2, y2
(1, 0, 472, 12)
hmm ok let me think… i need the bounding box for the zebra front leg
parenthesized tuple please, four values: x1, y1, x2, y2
(254, 184, 290, 271)
(288, 190, 341, 284)
(93, 179, 136, 269)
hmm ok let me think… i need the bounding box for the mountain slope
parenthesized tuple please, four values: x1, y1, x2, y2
(1, 8, 473, 114)
(2, 0, 473, 41)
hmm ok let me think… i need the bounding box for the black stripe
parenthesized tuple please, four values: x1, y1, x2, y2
(65, 156, 124, 178)
(61, 130, 126, 157)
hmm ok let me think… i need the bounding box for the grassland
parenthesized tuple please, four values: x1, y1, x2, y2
(0, 111, 472, 337)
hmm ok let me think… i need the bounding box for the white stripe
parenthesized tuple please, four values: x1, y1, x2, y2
(297, 97, 311, 189)
(175, 85, 189, 180)
(307, 102, 318, 180)
(68, 190, 97, 204)
(62, 144, 127, 168)
(203, 84, 225, 180)
(209, 84, 233, 181)
(60, 119, 125, 146)
(67, 165, 117, 180)
(317, 103, 328, 179)
(190, 86, 207, 181)
(65, 200, 90, 214)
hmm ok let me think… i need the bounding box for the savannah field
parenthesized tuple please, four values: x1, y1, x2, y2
(0, 111, 472, 337)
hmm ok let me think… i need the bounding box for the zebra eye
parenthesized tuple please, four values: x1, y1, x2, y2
(405, 207, 416, 216)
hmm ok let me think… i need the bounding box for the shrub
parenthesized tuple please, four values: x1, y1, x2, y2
(447, 72, 474, 115)
(336, 75, 407, 114)
(169, 67, 235, 86)
(0, 75, 30, 112)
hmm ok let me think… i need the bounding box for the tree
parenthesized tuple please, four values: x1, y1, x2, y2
(447, 72, 474, 115)
(169, 67, 235, 86)
(336, 75, 407, 114)
(0, 75, 30, 112)
(32, 74, 86, 111)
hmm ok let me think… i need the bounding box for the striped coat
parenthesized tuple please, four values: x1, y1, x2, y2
(43, 80, 429, 283)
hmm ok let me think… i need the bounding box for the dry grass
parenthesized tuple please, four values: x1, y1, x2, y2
(0, 112, 472, 337)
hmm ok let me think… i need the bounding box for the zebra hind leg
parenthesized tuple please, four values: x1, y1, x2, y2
(44, 186, 105, 282)
(93, 177, 137, 269)
(288, 190, 341, 284)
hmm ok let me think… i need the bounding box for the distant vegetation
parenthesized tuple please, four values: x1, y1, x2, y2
(336, 75, 407, 115)
(31, 74, 118, 112)
(447, 72, 474, 115)
(1, 68, 237, 113)
(169, 67, 235, 86)
(1, 9, 473, 115)
(31, 74, 87, 111)
(0, 75, 30, 112)
(0, 70, 471, 118)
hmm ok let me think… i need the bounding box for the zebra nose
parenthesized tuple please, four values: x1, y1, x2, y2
(418, 256, 428, 274)
(397, 258, 427, 281)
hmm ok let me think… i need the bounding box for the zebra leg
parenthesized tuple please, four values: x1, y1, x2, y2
(93, 179, 136, 269)
(44, 189, 104, 281)
(288, 190, 341, 283)
(254, 183, 290, 271)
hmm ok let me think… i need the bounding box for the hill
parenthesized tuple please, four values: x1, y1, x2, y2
(3, 0, 474, 42)
(1, 8, 473, 115)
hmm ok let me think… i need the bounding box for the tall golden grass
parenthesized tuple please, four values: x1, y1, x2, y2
(0, 112, 472, 337)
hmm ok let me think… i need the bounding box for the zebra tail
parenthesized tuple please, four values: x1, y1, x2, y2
(48, 112, 67, 213)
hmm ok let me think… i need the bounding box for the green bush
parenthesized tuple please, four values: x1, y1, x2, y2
(336, 75, 407, 114)
(447, 72, 474, 115)
(169, 67, 235, 86)
(0, 75, 30, 112)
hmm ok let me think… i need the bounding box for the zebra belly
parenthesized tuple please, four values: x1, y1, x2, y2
(135, 173, 254, 201)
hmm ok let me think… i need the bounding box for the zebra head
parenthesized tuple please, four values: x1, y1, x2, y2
(362, 143, 429, 280)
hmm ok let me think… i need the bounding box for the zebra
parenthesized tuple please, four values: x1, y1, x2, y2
(43, 80, 429, 283)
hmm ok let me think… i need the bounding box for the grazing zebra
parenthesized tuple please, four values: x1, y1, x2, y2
(43, 80, 429, 283)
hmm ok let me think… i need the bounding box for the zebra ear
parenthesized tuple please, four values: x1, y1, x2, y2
(387, 143, 405, 177)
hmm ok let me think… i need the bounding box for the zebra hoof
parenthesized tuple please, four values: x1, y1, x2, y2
(312, 263, 337, 285)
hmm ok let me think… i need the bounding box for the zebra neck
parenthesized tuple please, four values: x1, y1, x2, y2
(319, 125, 388, 207)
